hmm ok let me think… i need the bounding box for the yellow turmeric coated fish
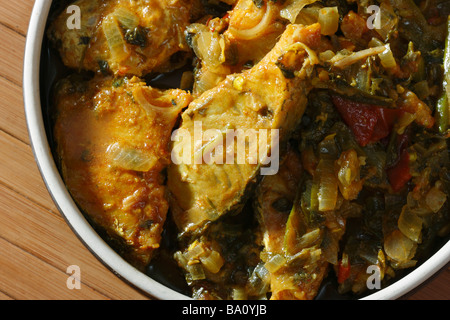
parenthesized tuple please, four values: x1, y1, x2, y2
(47, 0, 192, 77)
(53, 75, 191, 267)
(188, 0, 287, 97)
(255, 148, 347, 300)
(168, 23, 322, 236)
(254, 150, 325, 300)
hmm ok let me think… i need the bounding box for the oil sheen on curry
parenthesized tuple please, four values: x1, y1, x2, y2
(49, 0, 450, 300)
(53, 75, 191, 266)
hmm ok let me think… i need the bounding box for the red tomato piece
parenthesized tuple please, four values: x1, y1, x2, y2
(331, 95, 404, 146)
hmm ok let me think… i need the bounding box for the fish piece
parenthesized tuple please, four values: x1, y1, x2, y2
(53, 75, 191, 267)
(255, 149, 325, 300)
(47, 0, 192, 76)
(47, 0, 104, 70)
(255, 150, 303, 255)
(188, 0, 287, 97)
(168, 23, 322, 236)
(224, 0, 286, 63)
(255, 149, 339, 300)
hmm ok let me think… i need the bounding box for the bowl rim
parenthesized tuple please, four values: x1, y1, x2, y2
(23, 0, 450, 301)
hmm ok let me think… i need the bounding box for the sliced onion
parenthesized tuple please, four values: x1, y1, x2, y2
(229, 1, 276, 41)
(384, 229, 417, 264)
(425, 186, 447, 213)
(106, 142, 157, 172)
(132, 87, 183, 120)
(318, 7, 339, 36)
(247, 263, 270, 296)
(295, 6, 320, 25)
(192, 30, 223, 66)
(113, 7, 139, 30)
(284, 204, 306, 255)
(232, 288, 247, 300)
(264, 254, 287, 273)
(102, 14, 129, 63)
(186, 263, 206, 281)
(184, 240, 205, 261)
(288, 247, 322, 265)
(193, 66, 229, 96)
(280, 0, 319, 24)
(376, 2, 398, 41)
(310, 180, 320, 212)
(284, 212, 323, 255)
(332, 46, 386, 69)
(337, 152, 358, 187)
(298, 228, 323, 249)
(174, 251, 188, 267)
(122, 187, 147, 210)
(397, 89, 435, 129)
(200, 250, 225, 274)
(319, 50, 335, 62)
(254, 262, 270, 282)
(316, 159, 339, 212)
(378, 44, 397, 69)
(287, 42, 320, 71)
(398, 205, 423, 243)
(175, 248, 207, 281)
(336, 150, 363, 201)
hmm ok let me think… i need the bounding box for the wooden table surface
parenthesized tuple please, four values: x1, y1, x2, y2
(0, 0, 448, 300)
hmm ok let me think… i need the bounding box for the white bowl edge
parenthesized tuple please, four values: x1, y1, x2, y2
(361, 240, 450, 300)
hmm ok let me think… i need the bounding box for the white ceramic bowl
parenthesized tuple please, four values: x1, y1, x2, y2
(23, 0, 450, 300)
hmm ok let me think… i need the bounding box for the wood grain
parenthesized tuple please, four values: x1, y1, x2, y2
(0, 0, 149, 300)
(0, 76, 28, 143)
(0, 0, 448, 300)
(0, 23, 25, 86)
